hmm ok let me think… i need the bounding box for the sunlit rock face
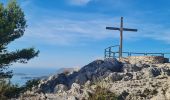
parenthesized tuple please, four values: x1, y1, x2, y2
(33, 58, 122, 93)
(18, 57, 170, 100)
(71, 58, 122, 85)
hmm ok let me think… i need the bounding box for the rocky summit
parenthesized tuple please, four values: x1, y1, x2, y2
(18, 56, 170, 100)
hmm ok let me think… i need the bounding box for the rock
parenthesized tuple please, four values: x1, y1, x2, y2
(132, 72, 144, 80)
(72, 58, 122, 85)
(127, 56, 168, 64)
(143, 67, 161, 78)
(38, 73, 68, 93)
(107, 72, 124, 82)
(67, 96, 77, 100)
(69, 83, 81, 95)
(54, 84, 68, 93)
(18, 56, 170, 100)
(165, 88, 170, 99)
(122, 73, 133, 81)
(84, 80, 91, 87)
(40, 93, 46, 100)
(36, 58, 122, 93)
(123, 64, 142, 73)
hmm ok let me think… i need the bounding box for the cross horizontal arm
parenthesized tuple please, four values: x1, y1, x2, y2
(123, 28, 137, 32)
(106, 27, 120, 30)
(106, 27, 138, 32)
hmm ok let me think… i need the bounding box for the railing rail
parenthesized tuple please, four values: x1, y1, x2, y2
(104, 45, 170, 59)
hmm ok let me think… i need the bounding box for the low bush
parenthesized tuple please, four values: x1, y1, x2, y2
(0, 79, 40, 99)
(0, 80, 22, 99)
(23, 79, 40, 91)
(89, 86, 118, 100)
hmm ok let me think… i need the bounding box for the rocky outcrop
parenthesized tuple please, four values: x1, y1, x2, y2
(71, 58, 122, 85)
(34, 58, 122, 93)
(18, 56, 170, 100)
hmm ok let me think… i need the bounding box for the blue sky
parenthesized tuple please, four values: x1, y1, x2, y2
(2, 0, 170, 68)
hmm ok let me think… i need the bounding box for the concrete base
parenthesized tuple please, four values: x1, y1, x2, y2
(121, 56, 169, 64)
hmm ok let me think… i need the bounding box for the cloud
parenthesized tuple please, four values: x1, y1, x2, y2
(22, 17, 119, 45)
(18, 14, 170, 46)
(20, 0, 32, 8)
(68, 0, 92, 6)
(15, 0, 170, 46)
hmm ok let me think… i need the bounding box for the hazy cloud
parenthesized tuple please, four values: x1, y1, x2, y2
(23, 18, 117, 45)
(20, 16, 170, 46)
(15, 0, 170, 46)
(68, 0, 92, 6)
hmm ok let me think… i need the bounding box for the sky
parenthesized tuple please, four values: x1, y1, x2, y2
(2, 0, 170, 68)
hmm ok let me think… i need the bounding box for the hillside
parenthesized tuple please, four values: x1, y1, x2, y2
(18, 56, 170, 100)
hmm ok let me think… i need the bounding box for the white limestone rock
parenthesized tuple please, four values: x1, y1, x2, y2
(54, 84, 68, 93)
(18, 57, 170, 100)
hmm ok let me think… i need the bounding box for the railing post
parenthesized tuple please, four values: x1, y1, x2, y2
(161, 53, 164, 57)
(109, 47, 111, 57)
(104, 45, 121, 59)
(104, 49, 106, 58)
(119, 46, 121, 60)
(113, 52, 115, 58)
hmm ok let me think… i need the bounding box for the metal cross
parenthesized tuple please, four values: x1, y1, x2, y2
(106, 17, 138, 60)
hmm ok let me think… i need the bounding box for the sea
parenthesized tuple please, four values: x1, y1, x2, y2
(9, 67, 59, 86)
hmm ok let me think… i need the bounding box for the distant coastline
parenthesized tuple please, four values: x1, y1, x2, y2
(10, 67, 59, 86)
(10, 67, 76, 86)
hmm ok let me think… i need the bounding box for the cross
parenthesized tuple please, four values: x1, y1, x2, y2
(106, 17, 138, 60)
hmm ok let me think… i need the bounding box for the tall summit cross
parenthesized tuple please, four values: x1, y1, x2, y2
(106, 17, 138, 59)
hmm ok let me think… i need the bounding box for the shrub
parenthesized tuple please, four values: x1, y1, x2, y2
(0, 80, 22, 99)
(23, 79, 40, 91)
(89, 86, 118, 100)
(0, 79, 40, 99)
(63, 70, 70, 75)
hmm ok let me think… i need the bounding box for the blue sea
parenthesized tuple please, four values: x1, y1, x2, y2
(10, 67, 59, 86)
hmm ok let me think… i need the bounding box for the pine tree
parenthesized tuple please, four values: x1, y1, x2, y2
(0, 0, 39, 79)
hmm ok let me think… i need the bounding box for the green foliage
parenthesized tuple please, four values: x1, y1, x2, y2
(0, 0, 39, 79)
(0, 0, 26, 46)
(0, 0, 39, 99)
(23, 79, 40, 91)
(89, 86, 118, 100)
(0, 80, 22, 99)
(0, 79, 40, 99)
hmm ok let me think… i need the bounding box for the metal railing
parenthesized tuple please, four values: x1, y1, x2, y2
(104, 45, 120, 58)
(104, 45, 170, 59)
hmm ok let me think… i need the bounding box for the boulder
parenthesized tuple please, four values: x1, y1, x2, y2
(71, 58, 122, 85)
(34, 58, 122, 94)
(38, 73, 68, 93)
(54, 84, 68, 93)
(123, 64, 143, 73)
(107, 72, 124, 82)
(67, 96, 78, 100)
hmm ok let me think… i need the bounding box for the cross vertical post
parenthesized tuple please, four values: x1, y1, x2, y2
(120, 17, 123, 59)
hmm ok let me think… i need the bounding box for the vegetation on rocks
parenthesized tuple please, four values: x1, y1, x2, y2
(0, 80, 22, 99)
(0, 79, 40, 99)
(89, 86, 118, 100)
(23, 79, 40, 91)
